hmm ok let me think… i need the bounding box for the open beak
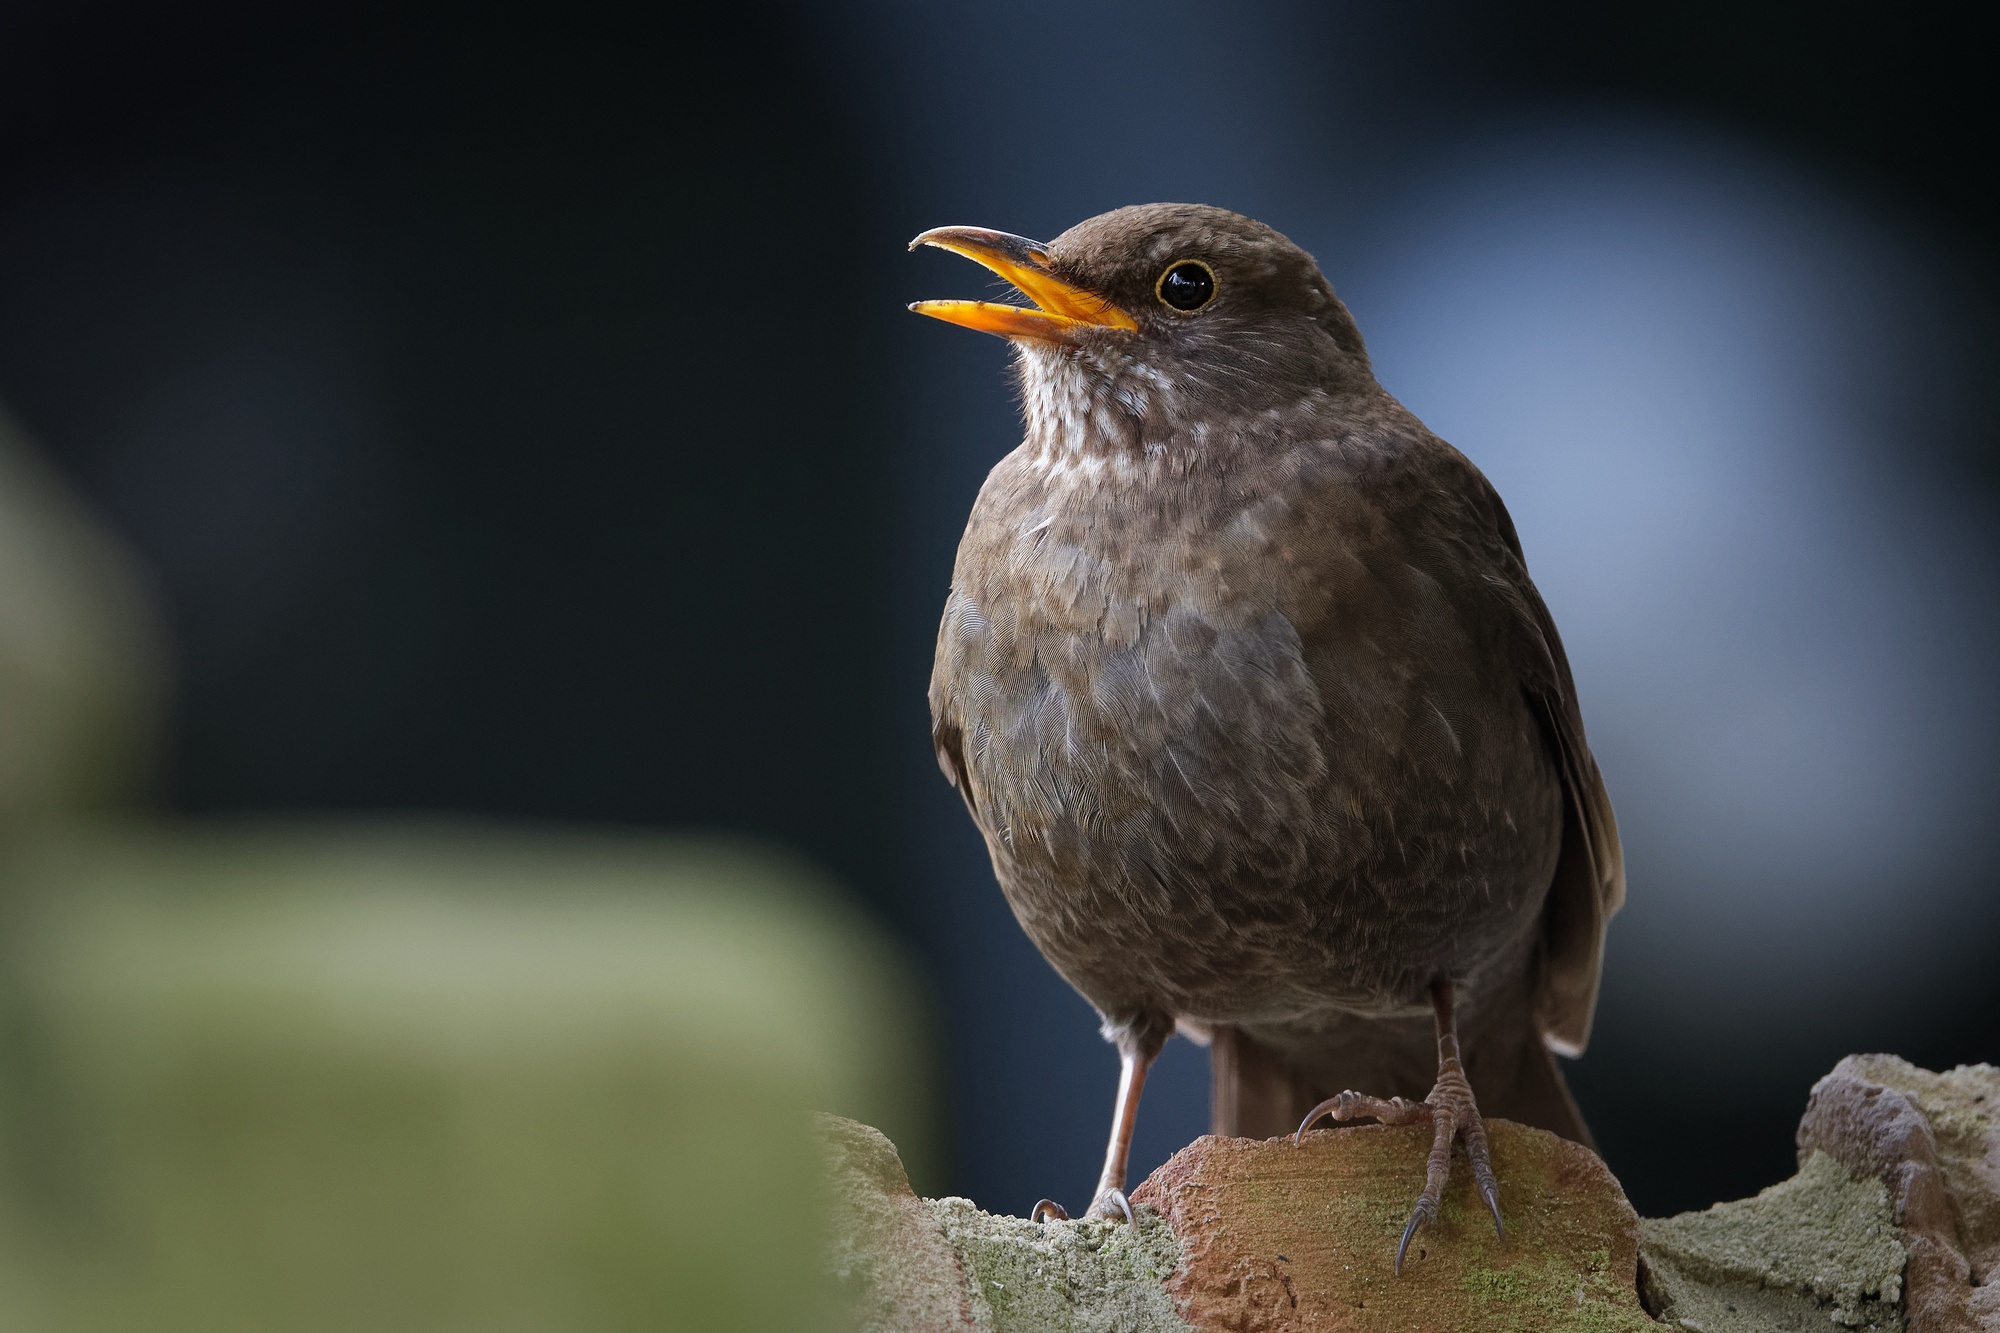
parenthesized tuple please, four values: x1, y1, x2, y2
(909, 227, 1137, 344)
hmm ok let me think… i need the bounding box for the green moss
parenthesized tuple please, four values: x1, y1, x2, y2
(926, 1199, 1191, 1333)
(1640, 1150, 1907, 1332)
(1453, 1254, 1654, 1333)
(1350, 1191, 1416, 1238)
(1460, 1267, 1532, 1302)
(1448, 1248, 1648, 1328)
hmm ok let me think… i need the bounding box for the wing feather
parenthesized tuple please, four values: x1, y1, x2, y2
(1517, 578, 1624, 1056)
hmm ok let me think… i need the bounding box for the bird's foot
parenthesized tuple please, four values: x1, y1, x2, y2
(1030, 1188, 1134, 1226)
(1295, 1062, 1502, 1275)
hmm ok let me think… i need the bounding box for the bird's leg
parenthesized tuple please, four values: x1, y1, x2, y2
(1087, 1039, 1152, 1222)
(1032, 1021, 1165, 1226)
(1294, 979, 1503, 1274)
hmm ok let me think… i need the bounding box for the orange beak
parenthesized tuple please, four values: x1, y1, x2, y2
(908, 227, 1138, 344)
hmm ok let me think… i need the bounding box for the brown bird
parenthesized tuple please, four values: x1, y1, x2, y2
(912, 204, 1623, 1273)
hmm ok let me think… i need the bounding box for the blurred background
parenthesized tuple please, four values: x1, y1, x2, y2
(1, 0, 1995, 1320)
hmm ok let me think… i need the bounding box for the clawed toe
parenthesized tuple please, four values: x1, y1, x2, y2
(1031, 1189, 1134, 1226)
(1293, 980, 1509, 1275)
(1294, 1090, 1433, 1144)
(1090, 1188, 1136, 1226)
(1396, 1193, 1438, 1273)
(1389, 1092, 1503, 1273)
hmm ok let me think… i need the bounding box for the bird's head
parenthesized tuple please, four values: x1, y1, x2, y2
(910, 203, 1373, 451)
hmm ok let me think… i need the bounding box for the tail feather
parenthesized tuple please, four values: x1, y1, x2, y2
(1210, 1025, 1312, 1140)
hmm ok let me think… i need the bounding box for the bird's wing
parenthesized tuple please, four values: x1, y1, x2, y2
(929, 589, 983, 823)
(1488, 502, 1625, 1058)
(932, 713, 978, 819)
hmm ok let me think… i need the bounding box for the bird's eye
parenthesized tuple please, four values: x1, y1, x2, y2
(1156, 260, 1216, 312)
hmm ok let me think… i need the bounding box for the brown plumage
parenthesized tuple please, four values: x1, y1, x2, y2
(913, 204, 1623, 1266)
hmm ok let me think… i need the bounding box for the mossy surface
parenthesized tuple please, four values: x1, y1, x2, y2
(1133, 1121, 1653, 1331)
(1640, 1149, 1907, 1332)
(820, 1113, 919, 1286)
(926, 1198, 1190, 1333)
(1850, 1055, 1999, 1271)
(818, 1115, 979, 1333)
(1451, 1245, 1648, 1333)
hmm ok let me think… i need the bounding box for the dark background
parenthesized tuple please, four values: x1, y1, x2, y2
(2, 0, 1994, 1219)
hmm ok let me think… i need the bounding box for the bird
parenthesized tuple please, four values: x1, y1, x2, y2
(910, 204, 1623, 1274)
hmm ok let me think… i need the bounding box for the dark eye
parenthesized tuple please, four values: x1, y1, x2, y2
(1156, 261, 1216, 312)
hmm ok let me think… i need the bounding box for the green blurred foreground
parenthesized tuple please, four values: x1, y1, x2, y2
(0, 411, 932, 1329)
(0, 825, 930, 1332)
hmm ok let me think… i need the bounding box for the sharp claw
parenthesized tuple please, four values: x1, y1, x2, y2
(1031, 1198, 1069, 1223)
(1075, 1189, 1135, 1225)
(1294, 1096, 1343, 1145)
(1355, 979, 1507, 1273)
(1394, 1202, 1429, 1276)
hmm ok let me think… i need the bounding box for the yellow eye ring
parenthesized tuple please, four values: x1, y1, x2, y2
(1155, 260, 1217, 312)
